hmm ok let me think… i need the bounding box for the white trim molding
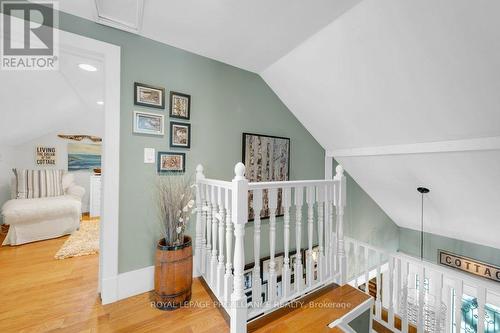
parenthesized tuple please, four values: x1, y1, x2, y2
(327, 136, 500, 158)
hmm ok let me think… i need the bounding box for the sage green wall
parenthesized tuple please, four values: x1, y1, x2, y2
(52, 12, 325, 273)
(333, 161, 400, 252)
(399, 227, 500, 267)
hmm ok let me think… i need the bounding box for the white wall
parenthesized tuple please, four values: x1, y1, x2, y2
(0, 146, 14, 223)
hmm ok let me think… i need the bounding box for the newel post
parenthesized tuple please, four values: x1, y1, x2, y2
(230, 162, 248, 333)
(194, 164, 205, 277)
(334, 165, 347, 284)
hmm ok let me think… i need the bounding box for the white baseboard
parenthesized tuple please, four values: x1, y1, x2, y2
(116, 265, 155, 301)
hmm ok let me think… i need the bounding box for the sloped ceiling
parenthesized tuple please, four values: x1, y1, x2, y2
(59, 0, 363, 72)
(262, 0, 500, 249)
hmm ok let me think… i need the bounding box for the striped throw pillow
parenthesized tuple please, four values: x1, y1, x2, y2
(13, 169, 65, 199)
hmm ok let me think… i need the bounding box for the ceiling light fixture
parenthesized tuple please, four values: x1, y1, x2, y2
(78, 63, 97, 72)
(97, 101, 104, 105)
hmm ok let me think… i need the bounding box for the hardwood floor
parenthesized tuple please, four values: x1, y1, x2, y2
(0, 235, 229, 333)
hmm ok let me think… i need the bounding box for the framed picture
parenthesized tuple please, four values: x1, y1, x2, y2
(262, 254, 284, 282)
(157, 152, 185, 173)
(243, 268, 253, 291)
(134, 82, 165, 109)
(242, 133, 290, 220)
(133, 111, 164, 136)
(261, 282, 268, 303)
(170, 122, 191, 148)
(170, 91, 191, 120)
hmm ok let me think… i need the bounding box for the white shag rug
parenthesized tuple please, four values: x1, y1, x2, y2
(55, 219, 99, 259)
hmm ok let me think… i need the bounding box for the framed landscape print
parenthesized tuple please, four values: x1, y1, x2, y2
(170, 91, 191, 120)
(68, 143, 101, 171)
(157, 152, 185, 173)
(134, 111, 164, 136)
(242, 133, 290, 220)
(134, 82, 165, 109)
(170, 122, 191, 148)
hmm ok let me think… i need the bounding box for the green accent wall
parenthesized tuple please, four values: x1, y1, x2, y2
(333, 161, 400, 252)
(399, 227, 500, 267)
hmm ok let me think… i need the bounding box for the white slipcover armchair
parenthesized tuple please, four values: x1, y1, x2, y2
(1, 173, 85, 245)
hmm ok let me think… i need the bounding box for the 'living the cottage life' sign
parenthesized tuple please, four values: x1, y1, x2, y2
(439, 250, 500, 283)
(36, 146, 56, 165)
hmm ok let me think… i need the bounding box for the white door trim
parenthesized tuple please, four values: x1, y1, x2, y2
(58, 28, 121, 304)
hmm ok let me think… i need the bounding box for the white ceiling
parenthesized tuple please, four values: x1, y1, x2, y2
(59, 0, 363, 72)
(262, 0, 500, 249)
(0, 31, 105, 146)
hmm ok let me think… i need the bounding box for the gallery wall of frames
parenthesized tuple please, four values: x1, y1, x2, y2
(133, 82, 191, 173)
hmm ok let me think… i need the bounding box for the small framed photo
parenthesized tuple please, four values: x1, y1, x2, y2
(170, 122, 191, 149)
(170, 91, 191, 120)
(133, 111, 164, 136)
(157, 152, 185, 173)
(134, 82, 165, 109)
(243, 268, 253, 291)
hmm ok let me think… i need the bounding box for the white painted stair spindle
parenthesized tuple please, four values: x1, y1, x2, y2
(282, 187, 291, 297)
(195, 165, 205, 277)
(316, 185, 325, 283)
(328, 183, 335, 280)
(217, 187, 226, 296)
(224, 188, 233, 304)
(205, 184, 212, 283)
(252, 189, 263, 307)
(334, 165, 347, 284)
(454, 279, 463, 333)
(210, 186, 218, 287)
(388, 256, 395, 329)
(268, 187, 278, 304)
(306, 186, 315, 287)
(477, 286, 486, 333)
(294, 187, 304, 293)
(230, 163, 248, 333)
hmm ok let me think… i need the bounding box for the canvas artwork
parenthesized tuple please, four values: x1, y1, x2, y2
(242, 133, 290, 220)
(134, 82, 165, 109)
(157, 152, 185, 173)
(170, 92, 191, 120)
(68, 143, 101, 171)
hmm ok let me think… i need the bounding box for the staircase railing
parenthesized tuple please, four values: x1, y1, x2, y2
(194, 163, 347, 333)
(345, 237, 500, 333)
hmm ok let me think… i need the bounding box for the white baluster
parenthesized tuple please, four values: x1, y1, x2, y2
(200, 184, 207, 275)
(328, 183, 335, 280)
(388, 256, 395, 329)
(433, 271, 444, 333)
(306, 186, 314, 287)
(195, 165, 205, 277)
(417, 266, 425, 333)
(282, 187, 291, 298)
(400, 259, 409, 333)
(217, 187, 225, 296)
(324, 184, 331, 279)
(375, 251, 383, 320)
(294, 187, 304, 293)
(454, 279, 463, 333)
(211, 186, 219, 287)
(205, 184, 212, 284)
(334, 165, 347, 284)
(252, 189, 263, 307)
(477, 286, 486, 333)
(316, 185, 325, 283)
(230, 163, 248, 333)
(353, 244, 360, 289)
(224, 189, 233, 304)
(364, 246, 370, 295)
(268, 187, 278, 304)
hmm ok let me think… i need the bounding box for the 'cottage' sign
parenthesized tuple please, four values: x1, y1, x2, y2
(439, 250, 500, 283)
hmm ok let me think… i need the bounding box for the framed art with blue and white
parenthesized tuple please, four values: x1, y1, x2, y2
(157, 152, 186, 173)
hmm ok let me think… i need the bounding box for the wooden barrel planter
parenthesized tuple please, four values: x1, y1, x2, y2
(153, 236, 192, 310)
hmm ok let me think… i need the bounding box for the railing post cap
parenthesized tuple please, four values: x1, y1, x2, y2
(234, 162, 246, 179)
(335, 165, 344, 175)
(196, 164, 204, 174)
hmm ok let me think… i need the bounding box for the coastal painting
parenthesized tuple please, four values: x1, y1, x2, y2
(68, 143, 102, 171)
